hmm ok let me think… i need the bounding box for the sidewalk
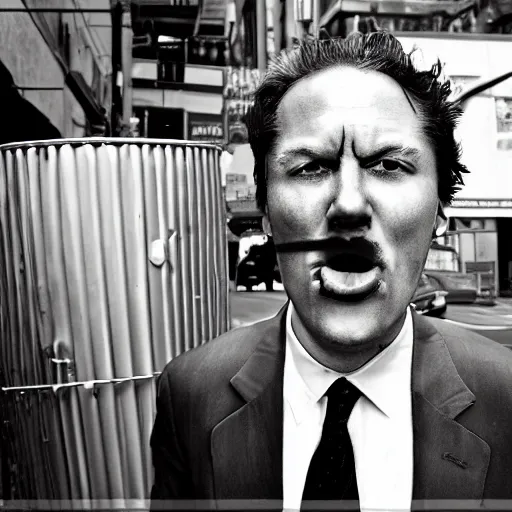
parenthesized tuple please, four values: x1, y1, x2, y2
(496, 297, 512, 307)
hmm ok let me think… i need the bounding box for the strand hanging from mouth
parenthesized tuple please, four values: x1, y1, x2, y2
(274, 238, 383, 263)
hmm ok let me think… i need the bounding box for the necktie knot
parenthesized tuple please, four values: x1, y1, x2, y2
(325, 378, 361, 422)
(326, 377, 359, 398)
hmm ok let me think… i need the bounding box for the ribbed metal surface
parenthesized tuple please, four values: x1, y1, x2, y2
(0, 138, 229, 500)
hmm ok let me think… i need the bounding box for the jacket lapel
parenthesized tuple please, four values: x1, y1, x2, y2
(210, 306, 287, 500)
(411, 312, 490, 500)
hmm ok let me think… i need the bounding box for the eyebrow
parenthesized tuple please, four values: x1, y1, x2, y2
(357, 145, 422, 165)
(275, 144, 422, 168)
(275, 147, 327, 168)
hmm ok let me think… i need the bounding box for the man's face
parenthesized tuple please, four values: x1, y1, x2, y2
(265, 66, 440, 363)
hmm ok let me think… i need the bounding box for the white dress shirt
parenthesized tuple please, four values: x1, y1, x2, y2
(283, 303, 414, 512)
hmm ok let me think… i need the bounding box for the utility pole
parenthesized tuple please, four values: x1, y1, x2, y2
(111, 0, 123, 135)
(121, 3, 133, 134)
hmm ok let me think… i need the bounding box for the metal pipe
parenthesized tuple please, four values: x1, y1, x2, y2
(454, 70, 512, 106)
(256, 0, 268, 73)
(0, 8, 112, 12)
(15, 86, 64, 90)
(121, 7, 133, 128)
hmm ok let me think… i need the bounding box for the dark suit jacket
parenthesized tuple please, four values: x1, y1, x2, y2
(150, 304, 512, 507)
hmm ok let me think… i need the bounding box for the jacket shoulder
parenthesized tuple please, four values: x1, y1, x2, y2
(427, 316, 512, 358)
(426, 316, 512, 386)
(159, 311, 285, 391)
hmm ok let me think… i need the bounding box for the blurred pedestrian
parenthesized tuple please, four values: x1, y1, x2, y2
(150, 32, 512, 510)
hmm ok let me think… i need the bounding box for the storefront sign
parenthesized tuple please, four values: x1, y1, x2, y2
(227, 198, 259, 212)
(188, 113, 224, 142)
(451, 199, 512, 208)
(226, 173, 247, 184)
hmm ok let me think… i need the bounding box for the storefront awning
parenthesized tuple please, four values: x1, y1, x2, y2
(446, 199, 512, 218)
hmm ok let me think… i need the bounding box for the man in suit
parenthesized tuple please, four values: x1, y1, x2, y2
(150, 32, 512, 510)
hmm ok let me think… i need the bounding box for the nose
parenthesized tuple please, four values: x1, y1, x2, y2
(326, 159, 372, 233)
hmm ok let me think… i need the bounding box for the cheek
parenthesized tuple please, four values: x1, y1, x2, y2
(266, 180, 329, 239)
(377, 181, 438, 268)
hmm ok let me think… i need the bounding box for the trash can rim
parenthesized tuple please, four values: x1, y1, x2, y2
(0, 137, 224, 152)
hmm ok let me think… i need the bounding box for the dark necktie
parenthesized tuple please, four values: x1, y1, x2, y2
(301, 377, 361, 508)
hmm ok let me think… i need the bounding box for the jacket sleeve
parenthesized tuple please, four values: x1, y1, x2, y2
(150, 366, 194, 505)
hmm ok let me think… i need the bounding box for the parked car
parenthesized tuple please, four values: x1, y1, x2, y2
(412, 273, 448, 317)
(424, 270, 478, 304)
(235, 231, 277, 291)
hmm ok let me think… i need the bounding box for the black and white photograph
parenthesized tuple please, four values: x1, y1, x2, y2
(0, 1, 512, 511)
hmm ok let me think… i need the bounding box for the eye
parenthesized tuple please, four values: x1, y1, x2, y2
(369, 158, 407, 175)
(293, 160, 333, 178)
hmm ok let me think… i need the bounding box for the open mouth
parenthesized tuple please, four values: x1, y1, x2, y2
(318, 253, 382, 301)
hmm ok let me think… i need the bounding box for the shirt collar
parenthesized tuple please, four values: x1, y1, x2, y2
(284, 302, 414, 424)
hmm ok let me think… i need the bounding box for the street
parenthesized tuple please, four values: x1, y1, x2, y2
(230, 288, 512, 346)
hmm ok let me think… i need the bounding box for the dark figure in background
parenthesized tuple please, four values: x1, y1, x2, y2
(235, 233, 277, 291)
(150, 32, 512, 510)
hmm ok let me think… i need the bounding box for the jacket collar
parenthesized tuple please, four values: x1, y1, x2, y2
(229, 306, 476, 416)
(229, 303, 287, 402)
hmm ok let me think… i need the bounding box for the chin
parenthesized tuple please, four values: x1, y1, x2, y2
(296, 289, 408, 351)
(313, 313, 388, 351)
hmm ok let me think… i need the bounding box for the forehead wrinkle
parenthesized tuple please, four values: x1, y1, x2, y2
(336, 124, 345, 159)
(399, 85, 418, 115)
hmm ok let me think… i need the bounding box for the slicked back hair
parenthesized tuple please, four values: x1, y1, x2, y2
(245, 31, 469, 212)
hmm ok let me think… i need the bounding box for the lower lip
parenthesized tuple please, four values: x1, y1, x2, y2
(316, 265, 383, 301)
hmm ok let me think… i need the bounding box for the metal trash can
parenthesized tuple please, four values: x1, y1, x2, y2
(0, 138, 229, 503)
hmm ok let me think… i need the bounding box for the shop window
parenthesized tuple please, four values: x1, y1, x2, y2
(425, 245, 460, 272)
(157, 37, 185, 83)
(484, 219, 497, 230)
(188, 37, 227, 67)
(453, 218, 495, 231)
(496, 97, 512, 151)
(470, 219, 485, 230)
(133, 107, 184, 139)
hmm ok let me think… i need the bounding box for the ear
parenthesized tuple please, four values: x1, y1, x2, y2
(434, 202, 448, 238)
(262, 211, 272, 237)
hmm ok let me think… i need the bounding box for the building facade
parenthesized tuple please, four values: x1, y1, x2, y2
(396, 33, 512, 296)
(0, 0, 112, 143)
(129, 0, 227, 141)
